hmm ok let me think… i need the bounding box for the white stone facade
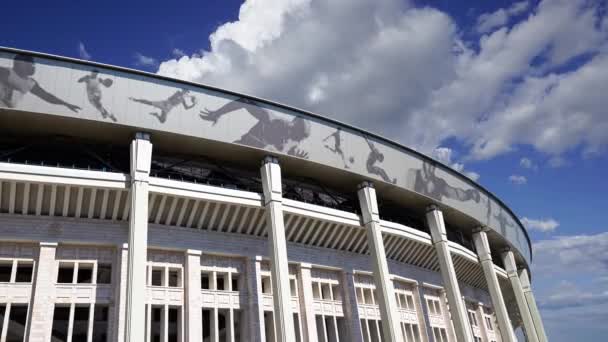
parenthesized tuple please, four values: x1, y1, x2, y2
(0, 140, 545, 342)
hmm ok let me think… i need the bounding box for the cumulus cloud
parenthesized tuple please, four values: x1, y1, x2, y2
(172, 48, 186, 58)
(519, 157, 538, 170)
(509, 174, 527, 185)
(533, 232, 608, 275)
(521, 217, 559, 232)
(532, 232, 608, 339)
(78, 42, 92, 60)
(476, 1, 529, 34)
(134, 52, 158, 67)
(157, 0, 608, 166)
(432, 147, 480, 180)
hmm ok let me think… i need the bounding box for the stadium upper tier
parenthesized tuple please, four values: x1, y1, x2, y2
(0, 46, 531, 267)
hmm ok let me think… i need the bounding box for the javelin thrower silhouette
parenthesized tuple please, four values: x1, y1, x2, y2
(129, 89, 196, 123)
(199, 97, 310, 158)
(365, 137, 396, 184)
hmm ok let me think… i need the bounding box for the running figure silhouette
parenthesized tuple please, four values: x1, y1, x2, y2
(411, 161, 481, 203)
(199, 97, 310, 158)
(365, 137, 396, 184)
(323, 127, 351, 168)
(129, 89, 196, 123)
(0, 54, 81, 112)
(78, 70, 116, 122)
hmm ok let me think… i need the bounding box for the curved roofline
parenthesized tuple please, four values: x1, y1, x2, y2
(0, 46, 531, 260)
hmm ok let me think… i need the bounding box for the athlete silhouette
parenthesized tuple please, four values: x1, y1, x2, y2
(365, 137, 396, 184)
(323, 127, 351, 168)
(129, 89, 196, 123)
(411, 162, 481, 203)
(78, 70, 116, 122)
(0, 54, 81, 112)
(199, 97, 310, 158)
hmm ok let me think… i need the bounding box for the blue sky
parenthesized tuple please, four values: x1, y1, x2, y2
(2, 0, 607, 340)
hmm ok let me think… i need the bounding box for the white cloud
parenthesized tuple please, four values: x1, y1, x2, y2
(521, 217, 559, 232)
(172, 48, 186, 58)
(509, 174, 527, 185)
(134, 53, 158, 67)
(519, 157, 537, 170)
(532, 232, 608, 340)
(476, 1, 529, 34)
(533, 232, 608, 275)
(157, 0, 608, 167)
(78, 42, 92, 60)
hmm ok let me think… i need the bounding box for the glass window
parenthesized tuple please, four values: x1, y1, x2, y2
(72, 306, 90, 341)
(0, 261, 12, 282)
(77, 264, 94, 284)
(168, 269, 180, 287)
(92, 305, 109, 342)
(57, 263, 75, 283)
(0, 304, 5, 338)
(15, 261, 33, 283)
(231, 276, 239, 292)
(6, 305, 28, 342)
(201, 272, 210, 289)
(96, 264, 112, 284)
(151, 268, 163, 286)
(51, 306, 70, 342)
(217, 274, 225, 290)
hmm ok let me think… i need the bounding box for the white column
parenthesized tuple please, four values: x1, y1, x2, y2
(519, 268, 548, 342)
(114, 243, 129, 342)
(185, 249, 202, 342)
(412, 284, 431, 342)
(501, 250, 538, 342)
(246, 256, 265, 342)
(341, 271, 364, 342)
(472, 229, 516, 342)
(298, 263, 319, 342)
(357, 182, 403, 342)
(228, 309, 236, 342)
(212, 307, 219, 342)
(87, 304, 95, 342)
(425, 205, 473, 342)
(25, 242, 58, 342)
(125, 132, 153, 342)
(260, 156, 295, 342)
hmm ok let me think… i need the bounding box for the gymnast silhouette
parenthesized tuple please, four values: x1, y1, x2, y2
(129, 89, 196, 123)
(0, 54, 81, 112)
(78, 70, 116, 122)
(199, 97, 310, 158)
(365, 137, 396, 184)
(323, 127, 351, 168)
(412, 162, 481, 203)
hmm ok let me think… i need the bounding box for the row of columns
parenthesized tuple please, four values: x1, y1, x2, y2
(113, 133, 548, 342)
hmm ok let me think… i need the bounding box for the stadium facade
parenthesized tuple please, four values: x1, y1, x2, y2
(0, 47, 547, 342)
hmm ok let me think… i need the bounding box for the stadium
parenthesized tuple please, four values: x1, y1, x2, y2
(0, 47, 546, 342)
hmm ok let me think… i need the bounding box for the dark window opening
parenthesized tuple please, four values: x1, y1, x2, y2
(232, 278, 238, 292)
(15, 262, 33, 283)
(168, 307, 179, 342)
(92, 305, 109, 342)
(152, 307, 162, 342)
(0, 262, 11, 282)
(51, 306, 70, 342)
(96, 264, 112, 284)
(168, 270, 179, 287)
(57, 264, 74, 283)
(217, 276, 225, 291)
(201, 273, 210, 289)
(77, 265, 94, 284)
(151, 269, 163, 286)
(6, 305, 28, 342)
(72, 306, 90, 341)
